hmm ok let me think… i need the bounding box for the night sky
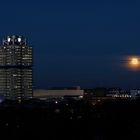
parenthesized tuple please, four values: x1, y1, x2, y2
(0, 0, 140, 89)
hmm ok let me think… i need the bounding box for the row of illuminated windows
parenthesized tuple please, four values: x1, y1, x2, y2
(0, 87, 32, 90)
(2, 57, 32, 60)
(0, 74, 32, 76)
(0, 79, 32, 82)
(0, 83, 32, 85)
(0, 71, 32, 73)
(0, 79, 32, 81)
(0, 62, 32, 66)
(0, 75, 32, 80)
(0, 90, 33, 93)
(2, 45, 32, 49)
(0, 50, 32, 53)
(4, 57, 32, 59)
(0, 80, 32, 82)
(5, 55, 33, 60)
(2, 55, 32, 58)
(4, 62, 32, 64)
(5, 56, 32, 61)
(0, 70, 32, 74)
(2, 62, 32, 64)
(0, 78, 32, 80)
(3, 58, 32, 60)
(11, 81, 32, 83)
(0, 53, 32, 57)
(3, 62, 32, 65)
(2, 92, 33, 95)
(0, 51, 32, 55)
(3, 47, 32, 50)
(2, 62, 32, 65)
(0, 75, 32, 77)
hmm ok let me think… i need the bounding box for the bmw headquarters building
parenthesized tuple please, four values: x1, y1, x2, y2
(0, 35, 33, 99)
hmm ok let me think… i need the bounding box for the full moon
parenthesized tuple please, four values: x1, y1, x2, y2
(123, 56, 140, 71)
(130, 58, 139, 66)
(126, 56, 140, 70)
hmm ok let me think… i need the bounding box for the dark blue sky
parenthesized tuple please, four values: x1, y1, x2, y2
(0, 0, 140, 89)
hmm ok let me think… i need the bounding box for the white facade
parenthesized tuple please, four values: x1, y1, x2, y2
(130, 90, 140, 99)
(33, 89, 84, 98)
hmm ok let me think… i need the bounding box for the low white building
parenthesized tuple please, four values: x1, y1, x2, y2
(130, 90, 140, 99)
(33, 89, 84, 98)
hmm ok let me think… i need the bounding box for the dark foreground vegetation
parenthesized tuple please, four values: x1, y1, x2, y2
(0, 98, 140, 140)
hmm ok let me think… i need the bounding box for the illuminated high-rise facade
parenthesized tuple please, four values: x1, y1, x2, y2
(0, 35, 33, 99)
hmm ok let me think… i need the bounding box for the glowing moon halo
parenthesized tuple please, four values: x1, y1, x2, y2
(130, 58, 139, 66)
(126, 56, 140, 71)
(121, 56, 140, 71)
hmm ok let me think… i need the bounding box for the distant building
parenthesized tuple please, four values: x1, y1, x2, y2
(130, 90, 140, 99)
(0, 35, 33, 99)
(48, 86, 81, 90)
(84, 88, 108, 97)
(107, 88, 131, 98)
(33, 89, 84, 98)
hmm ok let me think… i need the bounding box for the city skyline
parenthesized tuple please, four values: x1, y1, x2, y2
(0, 0, 140, 89)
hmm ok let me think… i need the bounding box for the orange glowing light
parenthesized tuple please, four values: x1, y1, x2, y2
(122, 56, 140, 71)
(130, 58, 139, 66)
(126, 56, 140, 71)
